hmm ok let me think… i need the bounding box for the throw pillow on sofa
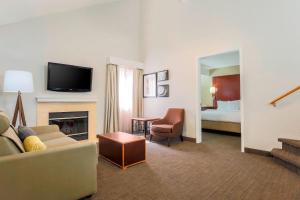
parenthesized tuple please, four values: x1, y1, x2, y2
(18, 126, 47, 152)
(0, 112, 25, 153)
(23, 136, 47, 152)
(0, 113, 10, 133)
(18, 126, 37, 141)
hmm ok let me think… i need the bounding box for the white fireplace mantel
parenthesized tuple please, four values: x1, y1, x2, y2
(36, 97, 97, 140)
(36, 96, 98, 103)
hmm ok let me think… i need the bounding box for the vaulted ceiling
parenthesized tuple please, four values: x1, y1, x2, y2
(0, 0, 120, 26)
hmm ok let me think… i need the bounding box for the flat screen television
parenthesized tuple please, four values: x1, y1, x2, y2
(47, 62, 93, 92)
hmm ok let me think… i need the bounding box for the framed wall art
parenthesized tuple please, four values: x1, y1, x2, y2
(143, 73, 157, 98)
(157, 70, 169, 82)
(157, 84, 169, 97)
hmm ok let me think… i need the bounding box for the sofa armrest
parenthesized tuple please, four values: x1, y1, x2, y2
(0, 142, 98, 200)
(152, 119, 166, 125)
(31, 125, 60, 135)
(173, 122, 184, 135)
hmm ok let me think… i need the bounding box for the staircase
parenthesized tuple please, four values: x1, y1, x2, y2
(269, 86, 300, 174)
(271, 138, 300, 175)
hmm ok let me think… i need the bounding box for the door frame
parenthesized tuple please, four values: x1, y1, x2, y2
(195, 49, 245, 152)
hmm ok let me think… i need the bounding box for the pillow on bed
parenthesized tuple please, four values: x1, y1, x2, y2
(217, 100, 240, 111)
(228, 100, 240, 111)
(217, 101, 230, 111)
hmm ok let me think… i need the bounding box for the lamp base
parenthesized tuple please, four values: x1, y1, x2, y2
(12, 91, 27, 127)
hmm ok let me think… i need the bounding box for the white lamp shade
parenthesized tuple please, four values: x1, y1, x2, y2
(3, 70, 34, 93)
(209, 86, 217, 94)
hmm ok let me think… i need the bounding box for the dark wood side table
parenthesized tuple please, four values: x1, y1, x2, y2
(131, 117, 159, 137)
(98, 132, 146, 169)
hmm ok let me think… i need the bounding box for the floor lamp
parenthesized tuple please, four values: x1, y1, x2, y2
(3, 70, 34, 127)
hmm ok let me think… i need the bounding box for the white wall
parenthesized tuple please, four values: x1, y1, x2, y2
(141, 0, 300, 151)
(200, 74, 213, 107)
(0, 0, 141, 133)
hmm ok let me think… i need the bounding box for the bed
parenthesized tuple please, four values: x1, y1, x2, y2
(201, 100, 241, 133)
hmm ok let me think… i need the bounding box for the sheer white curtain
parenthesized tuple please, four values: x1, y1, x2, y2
(118, 67, 134, 132)
(133, 69, 144, 118)
(104, 64, 119, 133)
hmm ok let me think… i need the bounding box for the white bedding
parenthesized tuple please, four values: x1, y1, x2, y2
(202, 109, 241, 123)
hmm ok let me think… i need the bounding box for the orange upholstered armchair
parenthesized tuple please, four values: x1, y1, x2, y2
(150, 108, 185, 146)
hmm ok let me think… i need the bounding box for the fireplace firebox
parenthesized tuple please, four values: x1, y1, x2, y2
(49, 111, 88, 141)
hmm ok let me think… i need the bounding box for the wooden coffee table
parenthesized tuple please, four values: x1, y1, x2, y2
(98, 132, 146, 169)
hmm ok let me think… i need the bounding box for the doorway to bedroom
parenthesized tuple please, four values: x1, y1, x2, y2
(197, 50, 242, 151)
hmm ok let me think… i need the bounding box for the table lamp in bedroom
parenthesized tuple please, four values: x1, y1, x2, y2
(210, 86, 217, 107)
(3, 70, 34, 127)
(210, 86, 217, 96)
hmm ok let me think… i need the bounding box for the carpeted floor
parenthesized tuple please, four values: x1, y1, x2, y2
(92, 133, 300, 200)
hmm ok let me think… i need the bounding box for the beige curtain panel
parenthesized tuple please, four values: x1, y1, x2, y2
(133, 69, 144, 118)
(104, 64, 119, 133)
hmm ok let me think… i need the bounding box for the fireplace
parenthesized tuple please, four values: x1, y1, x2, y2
(37, 99, 97, 141)
(49, 111, 88, 141)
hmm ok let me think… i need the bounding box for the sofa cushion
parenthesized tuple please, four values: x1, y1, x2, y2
(31, 125, 60, 135)
(18, 126, 37, 142)
(151, 124, 173, 133)
(0, 112, 25, 153)
(0, 112, 10, 134)
(38, 132, 66, 142)
(2, 127, 25, 153)
(23, 136, 47, 152)
(0, 136, 21, 156)
(43, 137, 77, 148)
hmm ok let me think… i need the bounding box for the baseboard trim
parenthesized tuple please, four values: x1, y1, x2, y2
(202, 129, 241, 137)
(244, 147, 271, 157)
(182, 136, 196, 143)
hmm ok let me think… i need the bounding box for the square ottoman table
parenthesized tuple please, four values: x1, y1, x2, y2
(98, 132, 146, 169)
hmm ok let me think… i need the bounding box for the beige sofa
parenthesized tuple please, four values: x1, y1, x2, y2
(0, 112, 98, 200)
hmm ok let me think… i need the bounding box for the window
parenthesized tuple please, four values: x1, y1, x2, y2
(118, 67, 134, 132)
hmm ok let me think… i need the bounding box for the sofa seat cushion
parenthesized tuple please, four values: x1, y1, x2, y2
(38, 132, 67, 142)
(43, 137, 77, 148)
(151, 124, 173, 133)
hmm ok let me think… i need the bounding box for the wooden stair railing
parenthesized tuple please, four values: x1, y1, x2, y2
(270, 86, 300, 107)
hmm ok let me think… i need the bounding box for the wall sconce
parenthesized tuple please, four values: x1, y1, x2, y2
(209, 86, 217, 96)
(210, 86, 217, 108)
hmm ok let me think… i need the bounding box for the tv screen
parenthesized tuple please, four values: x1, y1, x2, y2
(47, 62, 93, 92)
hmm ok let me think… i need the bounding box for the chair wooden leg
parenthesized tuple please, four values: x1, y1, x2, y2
(180, 135, 184, 142)
(150, 134, 153, 142)
(167, 137, 170, 147)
